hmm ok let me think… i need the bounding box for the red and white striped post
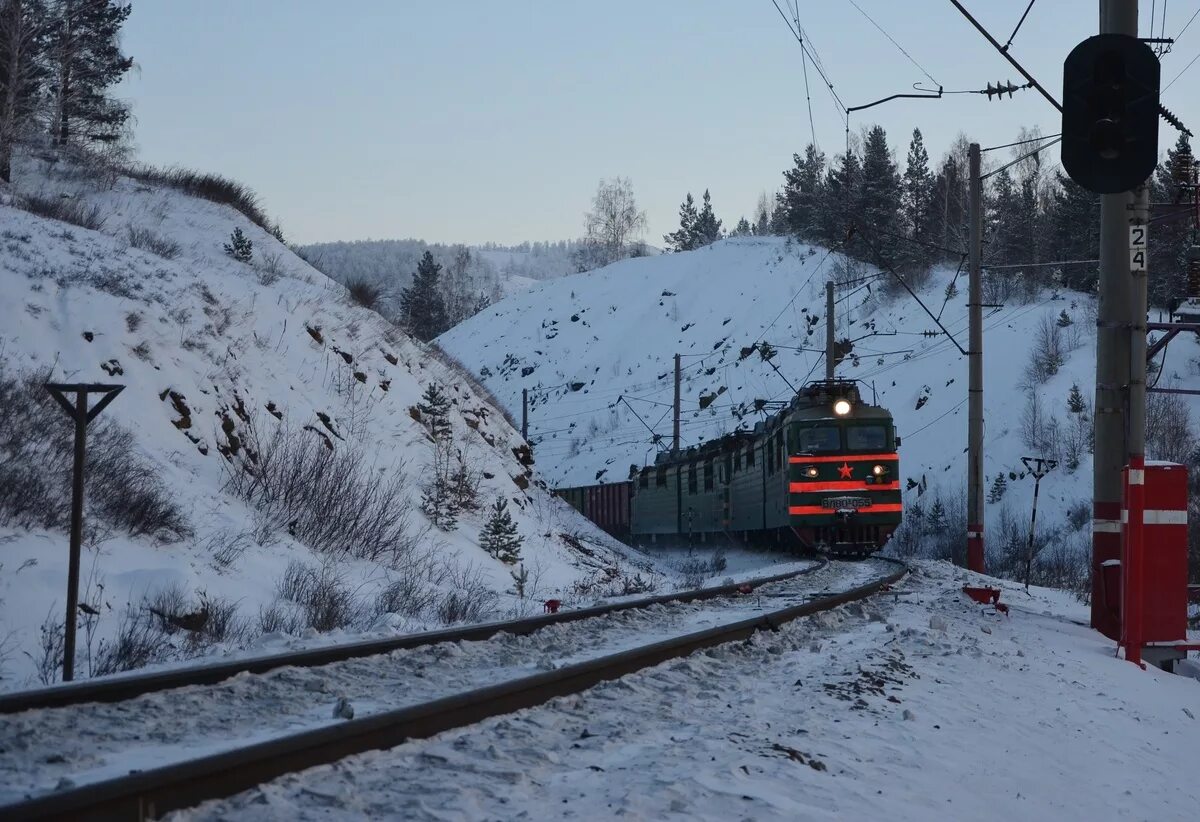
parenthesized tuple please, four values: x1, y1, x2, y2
(1121, 458, 1145, 666)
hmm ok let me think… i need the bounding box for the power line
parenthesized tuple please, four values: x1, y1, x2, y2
(769, 0, 848, 119)
(1002, 0, 1038, 51)
(948, 0, 1062, 112)
(980, 132, 1061, 152)
(1173, 6, 1200, 49)
(981, 136, 1062, 180)
(844, 0, 939, 87)
(1163, 49, 1200, 91)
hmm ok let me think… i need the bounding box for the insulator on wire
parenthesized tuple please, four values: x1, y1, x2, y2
(984, 80, 1019, 100)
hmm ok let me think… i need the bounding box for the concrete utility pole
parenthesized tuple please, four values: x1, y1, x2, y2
(825, 281, 836, 380)
(967, 143, 985, 573)
(1091, 0, 1138, 636)
(521, 388, 528, 442)
(672, 353, 681, 458)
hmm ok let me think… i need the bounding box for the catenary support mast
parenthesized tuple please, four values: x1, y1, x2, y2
(967, 142, 985, 573)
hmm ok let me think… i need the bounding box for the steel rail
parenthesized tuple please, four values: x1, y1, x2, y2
(1, 559, 906, 822)
(0, 560, 830, 714)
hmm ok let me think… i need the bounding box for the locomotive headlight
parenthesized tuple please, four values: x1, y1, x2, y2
(803, 466, 819, 478)
(872, 464, 886, 477)
(833, 399, 851, 416)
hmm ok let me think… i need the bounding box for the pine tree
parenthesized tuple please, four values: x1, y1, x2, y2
(417, 383, 452, 441)
(1067, 383, 1086, 413)
(1056, 310, 1073, 328)
(926, 498, 947, 533)
(988, 474, 1007, 503)
(776, 144, 825, 240)
(480, 496, 522, 564)
(692, 189, 723, 247)
(1046, 170, 1100, 292)
(421, 441, 460, 531)
(816, 149, 860, 249)
(0, 0, 51, 182)
(988, 168, 1022, 267)
(1150, 135, 1194, 308)
(901, 128, 936, 270)
(731, 216, 752, 236)
(944, 280, 959, 300)
(46, 0, 133, 147)
(663, 192, 697, 252)
(400, 250, 449, 341)
(857, 125, 903, 264)
(223, 227, 253, 263)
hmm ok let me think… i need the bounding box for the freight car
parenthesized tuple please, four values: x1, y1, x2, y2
(555, 481, 633, 541)
(630, 379, 901, 556)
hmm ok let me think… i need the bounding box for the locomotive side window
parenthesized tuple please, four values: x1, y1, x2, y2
(688, 462, 697, 494)
(704, 460, 714, 490)
(847, 425, 888, 451)
(656, 465, 668, 487)
(746, 441, 755, 467)
(725, 452, 733, 481)
(639, 469, 649, 489)
(794, 424, 841, 453)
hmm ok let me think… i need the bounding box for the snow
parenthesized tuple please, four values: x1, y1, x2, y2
(438, 236, 1200, 517)
(175, 561, 1200, 821)
(0, 150, 711, 691)
(4, 558, 896, 804)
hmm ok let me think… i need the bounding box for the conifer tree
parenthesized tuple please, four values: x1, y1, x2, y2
(900, 128, 935, 270)
(223, 227, 253, 263)
(776, 143, 825, 240)
(1067, 383, 1086, 414)
(46, 0, 133, 146)
(857, 125, 902, 263)
(817, 149, 860, 249)
(691, 188, 723, 247)
(417, 383, 452, 441)
(988, 474, 1007, 503)
(1046, 170, 1100, 292)
(480, 496, 522, 564)
(400, 250, 449, 341)
(731, 216, 752, 236)
(1150, 135, 1194, 308)
(926, 498, 947, 533)
(663, 192, 697, 252)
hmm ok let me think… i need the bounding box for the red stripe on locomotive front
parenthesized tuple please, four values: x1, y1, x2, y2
(788, 481, 900, 493)
(788, 453, 899, 464)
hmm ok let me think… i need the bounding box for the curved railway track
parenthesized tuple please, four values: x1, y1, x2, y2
(0, 560, 827, 714)
(1, 558, 905, 822)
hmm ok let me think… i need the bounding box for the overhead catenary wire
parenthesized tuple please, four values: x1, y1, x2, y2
(1163, 50, 1200, 91)
(980, 132, 1061, 153)
(844, 0, 939, 87)
(981, 136, 1062, 180)
(1002, 0, 1038, 51)
(770, 0, 849, 121)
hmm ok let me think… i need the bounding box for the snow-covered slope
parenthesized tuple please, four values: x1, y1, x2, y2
(0, 151, 660, 690)
(439, 236, 1200, 541)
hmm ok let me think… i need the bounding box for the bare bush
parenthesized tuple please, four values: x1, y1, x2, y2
(274, 559, 367, 633)
(122, 164, 283, 238)
(435, 563, 499, 625)
(1022, 314, 1065, 386)
(223, 417, 417, 563)
(26, 609, 66, 686)
(373, 555, 441, 620)
(0, 367, 190, 541)
(18, 192, 106, 230)
(92, 605, 174, 676)
(346, 279, 382, 310)
(1146, 387, 1197, 464)
(257, 600, 305, 635)
(126, 224, 181, 259)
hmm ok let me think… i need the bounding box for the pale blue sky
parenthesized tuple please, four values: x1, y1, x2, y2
(116, 2, 1200, 245)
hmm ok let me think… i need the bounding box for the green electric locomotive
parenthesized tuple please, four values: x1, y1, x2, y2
(627, 380, 901, 556)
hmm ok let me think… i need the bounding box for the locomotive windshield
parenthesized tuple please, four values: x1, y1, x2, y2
(791, 425, 840, 453)
(846, 425, 889, 451)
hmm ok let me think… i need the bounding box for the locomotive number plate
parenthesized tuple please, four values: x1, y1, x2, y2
(822, 496, 871, 510)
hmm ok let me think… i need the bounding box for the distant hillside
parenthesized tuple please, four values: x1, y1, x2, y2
(439, 236, 1200, 574)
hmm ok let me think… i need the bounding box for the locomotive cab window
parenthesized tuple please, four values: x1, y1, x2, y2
(791, 424, 841, 453)
(846, 425, 889, 451)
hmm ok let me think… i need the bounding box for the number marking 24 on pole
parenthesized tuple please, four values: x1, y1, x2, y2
(1130, 225, 1147, 272)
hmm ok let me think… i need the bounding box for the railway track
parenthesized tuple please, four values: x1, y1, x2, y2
(0, 560, 825, 714)
(0, 558, 905, 821)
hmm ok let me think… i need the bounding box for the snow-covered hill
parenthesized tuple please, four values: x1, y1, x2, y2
(0, 151, 663, 690)
(439, 236, 1200, 559)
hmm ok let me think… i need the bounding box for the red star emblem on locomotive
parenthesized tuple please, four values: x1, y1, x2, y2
(838, 462, 853, 479)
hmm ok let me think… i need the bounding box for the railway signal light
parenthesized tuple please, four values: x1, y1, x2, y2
(1061, 33, 1160, 194)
